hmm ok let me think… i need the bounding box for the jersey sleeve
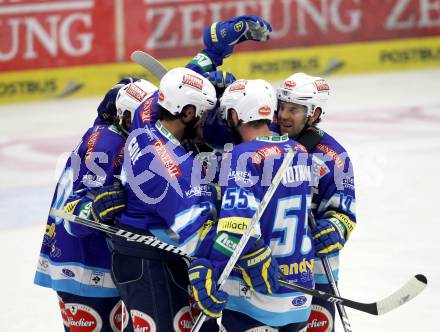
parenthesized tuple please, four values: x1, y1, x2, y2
(313, 150, 356, 242)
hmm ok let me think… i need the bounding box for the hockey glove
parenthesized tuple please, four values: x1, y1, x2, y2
(204, 71, 236, 89)
(312, 218, 346, 257)
(188, 258, 229, 318)
(89, 182, 126, 224)
(203, 15, 272, 63)
(237, 240, 280, 294)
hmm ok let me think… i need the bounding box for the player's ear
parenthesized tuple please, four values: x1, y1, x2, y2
(309, 107, 322, 125)
(181, 105, 196, 123)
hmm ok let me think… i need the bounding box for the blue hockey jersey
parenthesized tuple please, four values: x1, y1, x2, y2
(208, 135, 315, 326)
(34, 121, 126, 297)
(309, 130, 356, 284)
(117, 115, 217, 256)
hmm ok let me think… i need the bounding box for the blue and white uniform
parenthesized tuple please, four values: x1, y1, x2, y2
(34, 120, 126, 297)
(208, 135, 315, 327)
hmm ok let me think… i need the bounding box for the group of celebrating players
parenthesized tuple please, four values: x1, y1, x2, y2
(34, 14, 356, 332)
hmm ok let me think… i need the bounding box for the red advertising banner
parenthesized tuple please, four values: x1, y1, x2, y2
(0, 0, 115, 71)
(125, 0, 440, 60)
(1, 0, 440, 72)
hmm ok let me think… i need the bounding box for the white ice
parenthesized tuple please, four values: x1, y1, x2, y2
(0, 68, 439, 331)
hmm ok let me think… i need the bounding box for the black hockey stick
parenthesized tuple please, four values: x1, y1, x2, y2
(50, 208, 427, 317)
(309, 212, 352, 332)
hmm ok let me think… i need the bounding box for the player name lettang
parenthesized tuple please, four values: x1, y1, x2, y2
(281, 165, 312, 184)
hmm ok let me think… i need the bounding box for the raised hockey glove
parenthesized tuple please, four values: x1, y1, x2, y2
(188, 258, 229, 318)
(204, 71, 236, 89)
(89, 182, 126, 224)
(203, 15, 272, 63)
(237, 240, 280, 294)
(312, 219, 346, 257)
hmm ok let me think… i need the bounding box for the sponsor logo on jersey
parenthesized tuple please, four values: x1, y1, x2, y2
(38, 258, 49, 271)
(217, 217, 252, 235)
(182, 74, 203, 91)
(228, 170, 253, 185)
(85, 131, 101, 161)
(284, 80, 296, 89)
(152, 139, 182, 178)
(185, 185, 212, 198)
(110, 301, 129, 332)
(65, 303, 103, 332)
(173, 306, 193, 332)
(113, 144, 125, 168)
(281, 165, 312, 184)
(292, 295, 308, 307)
(127, 83, 148, 102)
(307, 304, 333, 332)
(141, 96, 155, 124)
(62, 268, 75, 278)
(251, 145, 283, 165)
(130, 309, 156, 332)
(342, 176, 355, 190)
(316, 144, 344, 169)
(213, 233, 239, 256)
(229, 79, 247, 92)
(279, 258, 314, 276)
(314, 79, 330, 93)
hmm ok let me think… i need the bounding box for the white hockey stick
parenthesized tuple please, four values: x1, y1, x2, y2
(191, 147, 299, 331)
(50, 208, 427, 317)
(130, 50, 168, 81)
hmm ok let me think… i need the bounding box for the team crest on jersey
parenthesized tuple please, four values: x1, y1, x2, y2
(130, 310, 156, 332)
(173, 306, 193, 332)
(182, 74, 203, 91)
(307, 304, 333, 332)
(110, 301, 129, 332)
(127, 83, 148, 102)
(284, 80, 296, 89)
(141, 96, 155, 124)
(251, 145, 283, 165)
(65, 303, 103, 332)
(229, 79, 247, 92)
(314, 79, 330, 93)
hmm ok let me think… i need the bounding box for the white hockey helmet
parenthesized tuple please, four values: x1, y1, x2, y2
(157, 67, 217, 117)
(220, 79, 277, 124)
(116, 79, 158, 119)
(277, 73, 330, 117)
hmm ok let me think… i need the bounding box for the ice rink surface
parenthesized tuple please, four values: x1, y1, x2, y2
(1, 68, 439, 331)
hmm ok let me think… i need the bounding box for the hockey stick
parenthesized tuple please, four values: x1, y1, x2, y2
(130, 50, 168, 81)
(191, 147, 300, 331)
(50, 208, 428, 317)
(309, 212, 352, 332)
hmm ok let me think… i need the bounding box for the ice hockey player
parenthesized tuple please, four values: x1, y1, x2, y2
(189, 79, 315, 332)
(34, 78, 156, 332)
(276, 73, 356, 331)
(109, 67, 222, 331)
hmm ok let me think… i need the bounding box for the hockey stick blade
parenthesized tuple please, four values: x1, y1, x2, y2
(279, 274, 427, 316)
(50, 208, 428, 316)
(130, 50, 168, 81)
